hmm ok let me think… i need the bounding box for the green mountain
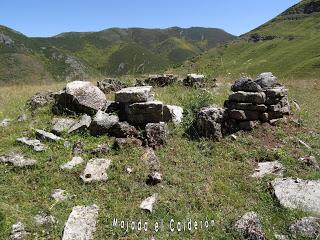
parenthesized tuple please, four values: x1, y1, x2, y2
(177, 0, 320, 79)
(0, 26, 234, 84)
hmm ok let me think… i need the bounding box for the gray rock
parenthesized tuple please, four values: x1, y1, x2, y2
(127, 101, 163, 125)
(17, 137, 46, 152)
(36, 129, 62, 142)
(54, 81, 106, 115)
(10, 222, 28, 240)
(60, 156, 84, 170)
(108, 122, 139, 138)
(80, 158, 111, 183)
(0, 153, 37, 167)
(147, 171, 162, 185)
(163, 105, 184, 124)
(229, 91, 266, 104)
(145, 122, 168, 148)
(139, 193, 158, 213)
(89, 111, 119, 136)
(51, 189, 71, 202)
(142, 148, 160, 172)
(234, 212, 266, 240)
(228, 110, 260, 121)
(255, 72, 278, 88)
(224, 101, 267, 112)
(196, 107, 226, 140)
(183, 74, 205, 87)
(68, 115, 91, 133)
(145, 74, 177, 87)
(251, 161, 285, 178)
(1, 118, 11, 127)
(231, 77, 262, 92)
(62, 205, 99, 240)
(97, 78, 127, 94)
(289, 217, 320, 239)
(34, 212, 55, 226)
(113, 138, 142, 149)
(298, 156, 319, 169)
(51, 118, 77, 135)
(72, 140, 84, 156)
(115, 86, 153, 103)
(264, 87, 288, 98)
(0, 33, 14, 46)
(271, 178, 320, 214)
(27, 91, 55, 110)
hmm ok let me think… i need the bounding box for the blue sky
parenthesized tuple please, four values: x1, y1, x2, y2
(1, 0, 300, 37)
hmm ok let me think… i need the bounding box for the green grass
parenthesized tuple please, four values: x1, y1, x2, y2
(0, 77, 319, 239)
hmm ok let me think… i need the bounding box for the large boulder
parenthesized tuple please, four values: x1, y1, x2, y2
(231, 77, 262, 92)
(89, 111, 119, 136)
(255, 72, 278, 89)
(54, 81, 106, 115)
(196, 107, 226, 140)
(145, 122, 168, 148)
(127, 101, 163, 125)
(115, 86, 153, 103)
(97, 78, 127, 94)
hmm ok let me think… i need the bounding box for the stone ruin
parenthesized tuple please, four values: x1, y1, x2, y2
(196, 72, 290, 140)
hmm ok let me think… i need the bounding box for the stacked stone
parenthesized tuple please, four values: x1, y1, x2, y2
(224, 73, 290, 130)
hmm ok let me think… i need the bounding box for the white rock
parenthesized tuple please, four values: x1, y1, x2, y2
(60, 156, 84, 170)
(163, 105, 183, 124)
(51, 189, 70, 202)
(139, 193, 158, 213)
(1, 118, 11, 127)
(0, 153, 36, 167)
(251, 161, 285, 178)
(115, 86, 153, 103)
(36, 129, 62, 142)
(10, 222, 28, 240)
(80, 158, 111, 183)
(16, 137, 46, 152)
(126, 167, 133, 174)
(34, 212, 55, 226)
(271, 178, 320, 214)
(62, 205, 99, 240)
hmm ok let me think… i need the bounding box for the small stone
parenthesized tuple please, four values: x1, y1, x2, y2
(0, 153, 36, 167)
(126, 167, 133, 174)
(89, 110, 119, 136)
(60, 156, 84, 170)
(291, 100, 301, 111)
(147, 171, 162, 185)
(163, 105, 184, 124)
(230, 134, 237, 140)
(234, 212, 266, 240)
(17, 137, 46, 152)
(139, 193, 158, 213)
(251, 161, 285, 178)
(298, 139, 312, 149)
(67, 114, 91, 133)
(62, 205, 99, 240)
(72, 140, 84, 156)
(274, 234, 289, 240)
(90, 144, 110, 155)
(80, 158, 111, 183)
(264, 87, 288, 98)
(10, 222, 28, 240)
(145, 122, 168, 148)
(298, 156, 319, 169)
(1, 118, 11, 127)
(34, 212, 55, 226)
(289, 217, 320, 239)
(64, 141, 71, 148)
(115, 86, 153, 103)
(17, 114, 27, 122)
(51, 189, 70, 202)
(51, 118, 76, 135)
(36, 129, 62, 142)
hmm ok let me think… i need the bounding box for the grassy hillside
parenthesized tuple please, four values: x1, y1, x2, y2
(176, 0, 320, 79)
(0, 26, 234, 84)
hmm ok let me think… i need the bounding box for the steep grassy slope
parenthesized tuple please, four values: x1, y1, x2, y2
(176, 0, 320, 79)
(0, 26, 234, 84)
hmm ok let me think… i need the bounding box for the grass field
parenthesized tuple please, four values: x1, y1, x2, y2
(0, 77, 319, 239)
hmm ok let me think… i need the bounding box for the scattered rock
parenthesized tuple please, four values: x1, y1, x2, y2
(34, 212, 55, 226)
(127, 101, 164, 125)
(16, 137, 46, 152)
(228, 109, 260, 121)
(234, 212, 266, 240)
(139, 193, 158, 213)
(90, 144, 110, 155)
(17, 114, 27, 122)
(231, 77, 262, 92)
(89, 111, 119, 136)
(145, 74, 177, 87)
(51, 189, 70, 202)
(289, 217, 320, 239)
(1, 118, 11, 127)
(27, 91, 55, 110)
(36, 129, 62, 142)
(108, 122, 139, 138)
(113, 138, 142, 149)
(147, 171, 162, 185)
(298, 139, 312, 149)
(271, 178, 320, 214)
(298, 156, 319, 169)
(115, 86, 153, 103)
(80, 158, 111, 183)
(230, 134, 237, 140)
(145, 122, 168, 148)
(97, 78, 127, 94)
(255, 72, 278, 89)
(10, 222, 28, 240)
(60, 156, 84, 170)
(51, 117, 76, 135)
(72, 140, 84, 156)
(251, 161, 285, 178)
(183, 74, 205, 87)
(126, 167, 133, 174)
(67, 114, 91, 133)
(62, 205, 99, 240)
(0, 153, 37, 167)
(54, 81, 106, 115)
(163, 105, 184, 124)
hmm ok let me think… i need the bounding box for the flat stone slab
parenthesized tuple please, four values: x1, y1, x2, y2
(127, 101, 163, 124)
(62, 205, 99, 240)
(80, 158, 111, 183)
(229, 91, 266, 104)
(36, 129, 62, 142)
(68, 114, 91, 133)
(271, 178, 320, 214)
(52, 118, 77, 135)
(60, 156, 84, 170)
(115, 86, 153, 103)
(139, 193, 158, 213)
(251, 161, 285, 178)
(0, 153, 36, 167)
(17, 137, 46, 152)
(51, 189, 71, 202)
